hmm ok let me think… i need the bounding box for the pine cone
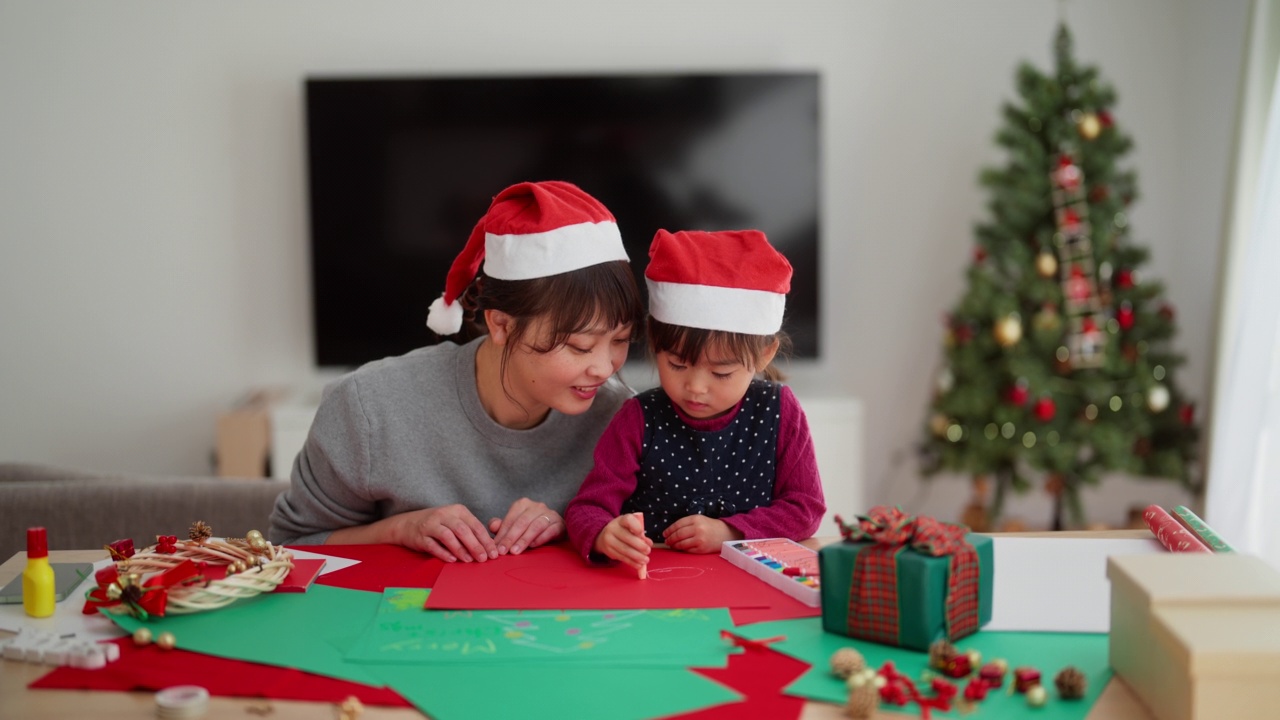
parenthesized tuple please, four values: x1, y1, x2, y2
(928, 639, 957, 670)
(188, 520, 213, 542)
(1055, 666, 1087, 699)
(830, 647, 867, 679)
(845, 681, 879, 719)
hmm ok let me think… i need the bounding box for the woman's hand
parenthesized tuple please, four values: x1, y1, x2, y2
(662, 515, 742, 554)
(489, 498, 564, 555)
(389, 504, 499, 562)
(593, 512, 652, 571)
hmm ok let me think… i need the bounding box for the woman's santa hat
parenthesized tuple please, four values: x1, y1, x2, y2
(645, 229, 792, 335)
(426, 181, 629, 335)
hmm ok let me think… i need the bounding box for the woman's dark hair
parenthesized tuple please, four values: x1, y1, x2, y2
(453, 259, 645, 375)
(647, 317, 791, 382)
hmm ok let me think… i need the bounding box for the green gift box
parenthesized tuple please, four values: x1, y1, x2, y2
(819, 508, 993, 651)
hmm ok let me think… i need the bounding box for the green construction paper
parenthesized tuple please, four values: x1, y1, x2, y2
(368, 661, 741, 720)
(820, 533, 994, 650)
(344, 588, 734, 668)
(106, 585, 386, 687)
(737, 618, 1111, 720)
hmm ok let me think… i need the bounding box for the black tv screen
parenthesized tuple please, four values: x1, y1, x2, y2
(306, 72, 820, 368)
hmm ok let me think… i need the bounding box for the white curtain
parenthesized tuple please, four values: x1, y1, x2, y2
(1205, 0, 1280, 568)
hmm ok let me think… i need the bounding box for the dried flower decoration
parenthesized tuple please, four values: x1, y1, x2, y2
(188, 521, 213, 542)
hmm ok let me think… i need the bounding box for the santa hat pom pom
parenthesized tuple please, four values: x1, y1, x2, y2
(426, 295, 464, 336)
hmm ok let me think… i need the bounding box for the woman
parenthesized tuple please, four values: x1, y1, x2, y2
(269, 181, 644, 563)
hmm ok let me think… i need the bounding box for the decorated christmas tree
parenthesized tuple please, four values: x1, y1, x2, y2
(919, 25, 1200, 530)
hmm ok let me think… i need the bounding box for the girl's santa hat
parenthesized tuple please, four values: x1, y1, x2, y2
(426, 181, 629, 335)
(645, 229, 792, 335)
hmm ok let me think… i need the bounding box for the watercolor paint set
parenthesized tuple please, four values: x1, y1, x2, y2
(719, 538, 821, 607)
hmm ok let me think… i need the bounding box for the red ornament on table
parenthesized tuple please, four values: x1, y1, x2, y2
(964, 678, 991, 701)
(1034, 396, 1057, 422)
(106, 538, 135, 562)
(1014, 667, 1042, 693)
(979, 662, 1005, 687)
(942, 654, 972, 678)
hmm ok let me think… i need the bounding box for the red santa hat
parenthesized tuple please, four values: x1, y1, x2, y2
(426, 181, 629, 335)
(645, 229, 792, 335)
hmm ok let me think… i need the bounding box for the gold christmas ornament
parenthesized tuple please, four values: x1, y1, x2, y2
(929, 413, 951, 438)
(936, 367, 955, 394)
(830, 647, 867, 679)
(132, 627, 153, 645)
(156, 631, 177, 650)
(993, 313, 1023, 347)
(1027, 684, 1048, 707)
(1035, 251, 1058, 278)
(1078, 112, 1102, 140)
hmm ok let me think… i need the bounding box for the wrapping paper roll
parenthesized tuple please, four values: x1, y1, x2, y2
(1171, 505, 1235, 552)
(1142, 505, 1212, 553)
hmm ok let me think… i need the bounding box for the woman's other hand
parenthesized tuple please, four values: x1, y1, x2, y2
(489, 498, 564, 555)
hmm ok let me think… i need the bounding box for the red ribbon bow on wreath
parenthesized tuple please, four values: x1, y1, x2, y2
(834, 506, 981, 645)
(83, 559, 202, 619)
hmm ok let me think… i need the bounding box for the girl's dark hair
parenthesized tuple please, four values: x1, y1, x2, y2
(647, 317, 791, 382)
(452, 259, 645, 374)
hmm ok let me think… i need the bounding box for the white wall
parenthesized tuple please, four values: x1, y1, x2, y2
(0, 0, 1250, 528)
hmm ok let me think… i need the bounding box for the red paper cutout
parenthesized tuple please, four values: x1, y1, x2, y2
(291, 544, 445, 592)
(30, 638, 410, 707)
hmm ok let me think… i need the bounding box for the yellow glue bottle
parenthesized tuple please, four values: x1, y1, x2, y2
(23, 526, 55, 618)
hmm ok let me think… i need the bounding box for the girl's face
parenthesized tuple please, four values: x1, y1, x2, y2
(504, 318, 633, 419)
(656, 348, 758, 420)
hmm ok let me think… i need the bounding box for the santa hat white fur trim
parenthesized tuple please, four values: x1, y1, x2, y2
(646, 278, 786, 335)
(484, 221, 626, 280)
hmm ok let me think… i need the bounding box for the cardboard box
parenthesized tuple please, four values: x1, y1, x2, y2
(819, 533, 992, 650)
(1107, 553, 1280, 720)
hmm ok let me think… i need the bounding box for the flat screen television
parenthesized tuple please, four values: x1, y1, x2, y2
(305, 72, 820, 368)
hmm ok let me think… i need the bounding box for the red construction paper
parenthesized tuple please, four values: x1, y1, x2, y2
(289, 543, 445, 592)
(427, 544, 790, 610)
(729, 600, 821, 626)
(199, 558, 327, 592)
(30, 638, 410, 707)
(667, 637, 810, 720)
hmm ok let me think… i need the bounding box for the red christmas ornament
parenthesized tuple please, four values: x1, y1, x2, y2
(1007, 381, 1030, 406)
(1117, 302, 1135, 330)
(1180, 403, 1195, 426)
(1115, 268, 1134, 289)
(954, 323, 974, 344)
(1082, 315, 1098, 333)
(1089, 184, 1110, 202)
(1034, 396, 1056, 422)
(974, 246, 987, 264)
(1159, 303, 1176, 321)
(1062, 208, 1082, 230)
(1098, 109, 1114, 127)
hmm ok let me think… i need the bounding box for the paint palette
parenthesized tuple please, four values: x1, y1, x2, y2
(719, 538, 821, 607)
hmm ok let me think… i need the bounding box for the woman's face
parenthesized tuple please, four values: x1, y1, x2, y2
(504, 318, 633, 418)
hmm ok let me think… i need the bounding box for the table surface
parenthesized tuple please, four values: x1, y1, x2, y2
(0, 532, 1156, 720)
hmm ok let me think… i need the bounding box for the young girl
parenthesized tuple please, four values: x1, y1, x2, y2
(565, 229, 825, 572)
(270, 181, 645, 563)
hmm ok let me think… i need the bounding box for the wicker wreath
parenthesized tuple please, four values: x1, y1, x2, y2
(91, 522, 295, 617)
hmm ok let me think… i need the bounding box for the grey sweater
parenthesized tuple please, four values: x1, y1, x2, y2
(268, 337, 632, 545)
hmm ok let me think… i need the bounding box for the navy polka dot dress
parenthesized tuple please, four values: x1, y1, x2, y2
(622, 380, 781, 543)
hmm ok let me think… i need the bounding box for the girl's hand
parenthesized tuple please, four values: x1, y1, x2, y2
(489, 498, 563, 555)
(593, 512, 652, 571)
(392, 504, 499, 562)
(662, 515, 743, 554)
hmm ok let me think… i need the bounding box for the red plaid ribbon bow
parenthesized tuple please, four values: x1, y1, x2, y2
(835, 506, 981, 645)
(83, 559, 202, 619)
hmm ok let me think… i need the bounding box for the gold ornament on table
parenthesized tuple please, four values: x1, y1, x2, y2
(993, 313, 1023, 347)
(85, 522, 294, 618)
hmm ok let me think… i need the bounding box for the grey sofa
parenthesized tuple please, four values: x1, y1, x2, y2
(0, 463, 288, 562)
